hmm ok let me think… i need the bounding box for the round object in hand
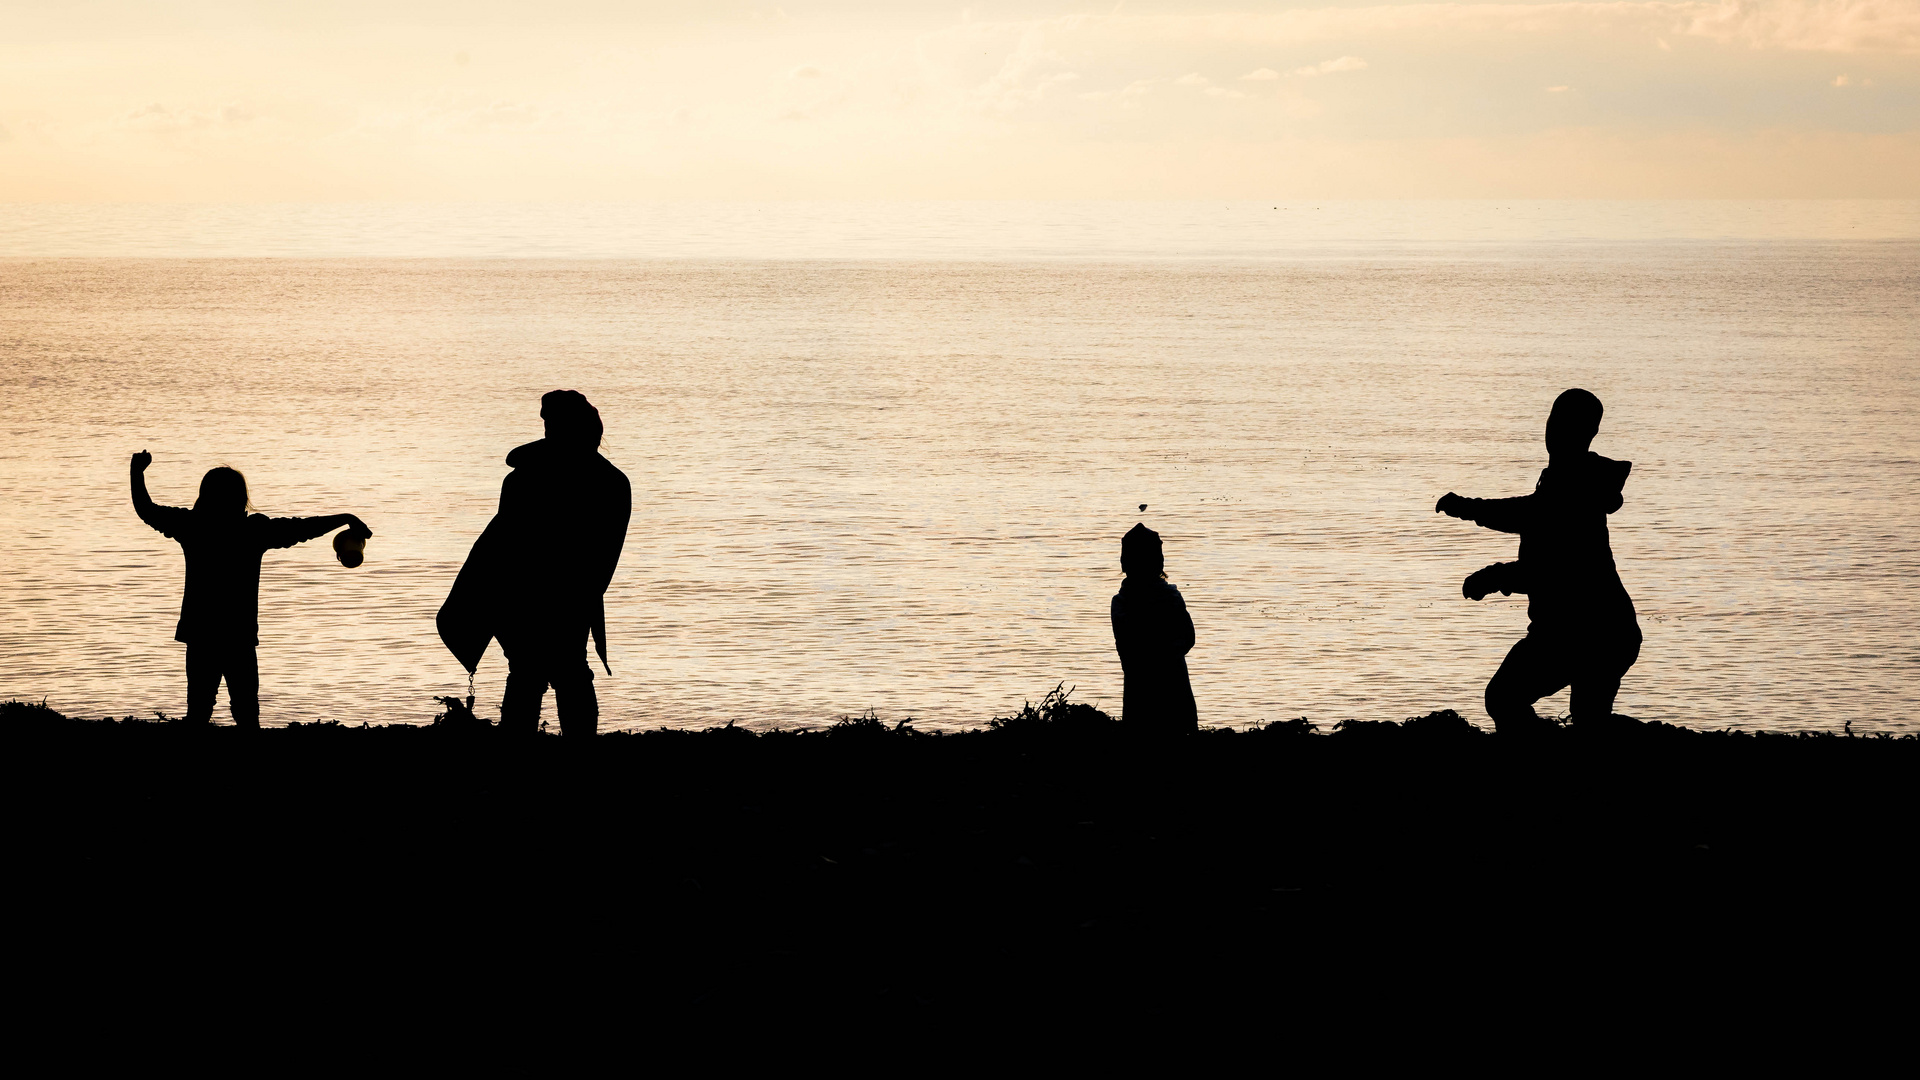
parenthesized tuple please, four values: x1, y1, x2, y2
(334, 531, 366, 568)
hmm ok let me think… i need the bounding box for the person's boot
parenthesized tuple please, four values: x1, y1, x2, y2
(1570, 711, 1644, 738)
(498, 672, 545, 735)
(1491, 707, 1559, 738)
(555, 678, 599, 740)
(496, 705, 540, 736)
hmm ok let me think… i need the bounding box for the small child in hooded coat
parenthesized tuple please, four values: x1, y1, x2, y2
(1110, 522, 1198, 734)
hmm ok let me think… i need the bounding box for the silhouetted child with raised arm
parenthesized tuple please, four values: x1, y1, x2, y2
(130, 451, 371, 728)
(1435, 389, 1641, 735)
(1111, 522, 1198, 734)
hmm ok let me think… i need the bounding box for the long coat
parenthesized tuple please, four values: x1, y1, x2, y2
(438, 439, 632, 674)
(1111, 577, 1198, 733)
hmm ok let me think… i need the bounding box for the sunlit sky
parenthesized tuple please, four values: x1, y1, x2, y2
(3, 1, 1915, 199)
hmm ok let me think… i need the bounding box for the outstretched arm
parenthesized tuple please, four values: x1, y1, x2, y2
(263, 512, 372, 549)
(310, 513, 371, 540)
(1463, 561, 1527, 601)
(1436, 491, 1535, 534)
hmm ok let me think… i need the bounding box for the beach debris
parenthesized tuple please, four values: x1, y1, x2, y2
(827, 708, 921, 738)
(431, 694, 493, 733)
(989, 683, 1114, 734)
(1249, 717, 1318, 736)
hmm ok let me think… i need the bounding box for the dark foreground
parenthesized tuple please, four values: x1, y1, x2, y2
(20, 697, 1920, 1010)
(13, 698, 1914, 915)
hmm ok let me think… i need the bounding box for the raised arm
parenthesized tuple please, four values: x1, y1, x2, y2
(130, 450, 188, 535)
(130, 451, 155, 518)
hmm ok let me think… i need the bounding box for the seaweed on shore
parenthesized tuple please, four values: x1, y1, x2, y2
(7, 694, 1916, 918)
(1330, 709, 1487, 742)
(4, 695, 1915, 743)
(431, 694, 493, 734)
(987, 683, 1116, 735)
(827, 709, 924, 739)
(1246, 717, 1320, 737)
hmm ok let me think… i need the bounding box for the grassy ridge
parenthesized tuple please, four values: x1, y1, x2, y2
(9, 694, 1914, 918)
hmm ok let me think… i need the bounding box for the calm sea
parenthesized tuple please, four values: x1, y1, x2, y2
(2, 201, 1916, 733)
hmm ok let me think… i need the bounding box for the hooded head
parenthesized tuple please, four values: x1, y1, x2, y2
(1121, 522, 1164, 579)
(1546, 388, 1603, 458)
(194, 466, 250, 518)
(541, 389, 604, 452)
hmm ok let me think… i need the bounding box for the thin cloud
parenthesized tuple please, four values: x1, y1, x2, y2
(1240, 67, 1283, 80)
(120, 102, 256, 132)
(940, 5, 1919, 56)
(1683, 0, 1920, 53)
(1292, 56, 1368, 77)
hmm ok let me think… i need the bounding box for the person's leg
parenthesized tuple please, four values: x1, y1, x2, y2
(1485, 634, 1571, 735)
(184, 644, 220, 723)
(496, 629, 549, 735)
(548, 627, 598, 738)
(226, 643, 261, 729)
(1570, 629, 1642, 722)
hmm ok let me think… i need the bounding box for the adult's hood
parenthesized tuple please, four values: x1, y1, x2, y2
(1550, 451, 1633, 514)
(505, 438, 561, 470)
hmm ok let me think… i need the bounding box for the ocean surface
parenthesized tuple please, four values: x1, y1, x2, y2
(2, 201, 1916, 733)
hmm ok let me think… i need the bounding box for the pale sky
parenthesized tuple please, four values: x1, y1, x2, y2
(3, 1, 1916, 200)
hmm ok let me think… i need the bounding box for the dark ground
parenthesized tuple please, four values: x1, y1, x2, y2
(14, 698, 1913, 912)
(14, 696, 1913, 1021)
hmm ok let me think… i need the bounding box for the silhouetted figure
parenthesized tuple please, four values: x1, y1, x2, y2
(1111, 523, 1198, 734)
(438, 391, 631, 737)
(130, 451, 371, 728)
(1436, 389, 1641, 735)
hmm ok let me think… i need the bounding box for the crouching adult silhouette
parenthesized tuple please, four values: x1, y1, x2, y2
(1111, 523, 1199, 734)
(439, 391, 631, 737)
(1435, 388, 1641, 735)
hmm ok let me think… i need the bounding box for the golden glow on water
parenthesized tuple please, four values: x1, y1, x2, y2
(2, 209, 1916, 732)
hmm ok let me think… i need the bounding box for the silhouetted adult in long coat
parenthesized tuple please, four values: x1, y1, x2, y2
(1436, 388, 1641, 734)
(439, 391, 631, 736)
(1111, 523, 1198, 734)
